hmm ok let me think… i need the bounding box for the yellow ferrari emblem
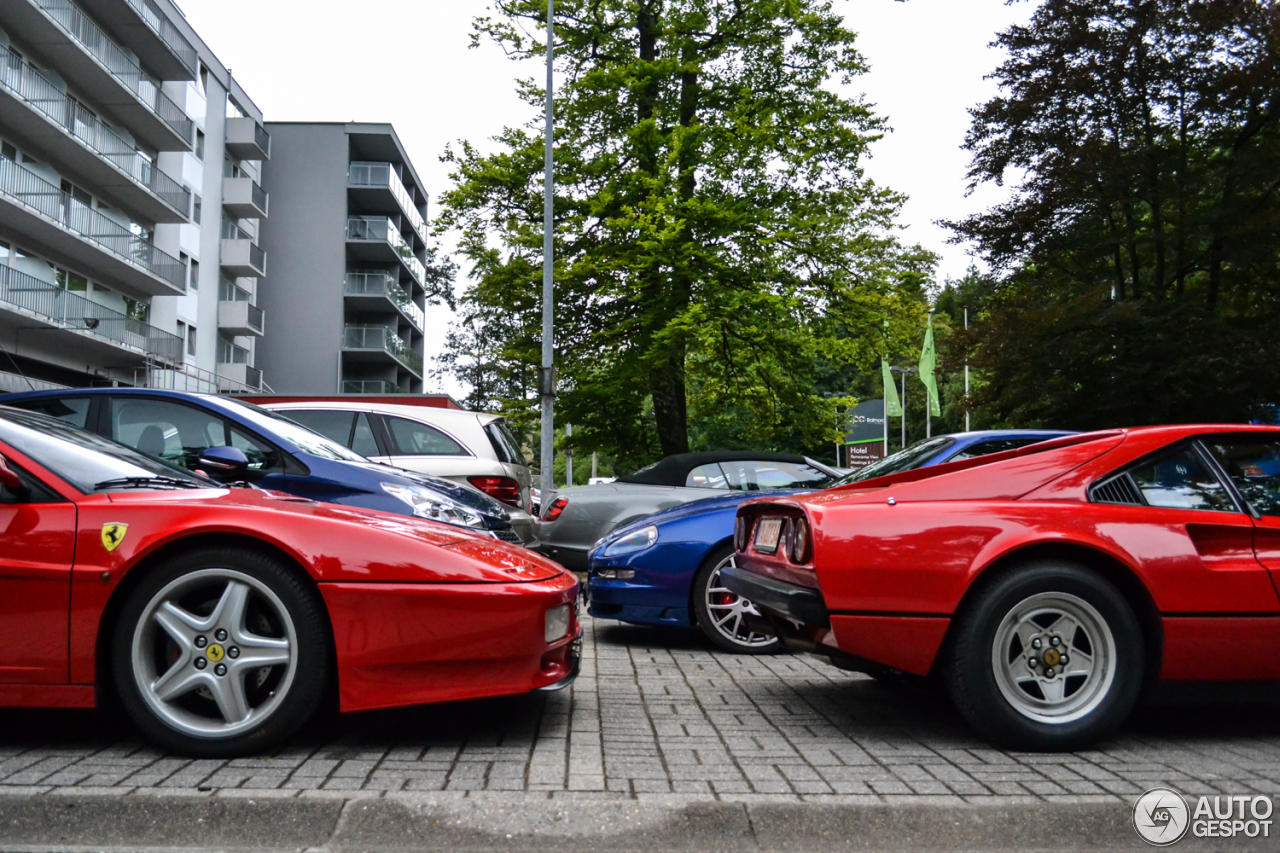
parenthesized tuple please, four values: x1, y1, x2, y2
(101, 523, 128, 552)
(206, 644, 225, 663)
(1043, 648, 1061, 667)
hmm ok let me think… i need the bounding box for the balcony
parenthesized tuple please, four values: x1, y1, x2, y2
(0, 46, 189, 223)
(222, 176, 268, 219)
(346, 217, 427, 288)
(1, 0, 194, 150)
(77, 0, 197, 80)
(225, 117, 270, 161)
(342, 379, 404, 394)
(217, 300, 264, 337)
(215, 361, 262, 392)
(348, 161, 426, 244)
(342, 325, 422, 377)
(0, 262, 182, 363)
(0, 155, 186, 296)
(220, 217, 265, 277)
(343, 271, 425, 332)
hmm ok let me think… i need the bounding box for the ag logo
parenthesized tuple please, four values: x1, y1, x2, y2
(100, 522, 128, 552)
(1134, 787, 1190, 846)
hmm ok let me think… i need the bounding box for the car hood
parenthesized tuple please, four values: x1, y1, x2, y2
(102, 487, 561, 583)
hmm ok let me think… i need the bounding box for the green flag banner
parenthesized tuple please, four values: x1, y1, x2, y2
(918, 318, 941, 417)
(882, 358, 902, 417)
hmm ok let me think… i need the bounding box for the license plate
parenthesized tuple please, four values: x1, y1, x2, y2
(754, 517, 784, 555)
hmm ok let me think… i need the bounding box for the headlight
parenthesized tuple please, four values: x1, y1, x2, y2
(545, 603, 570, 643)
(601, 525, 658, 557)
(381, 482, 488, 530)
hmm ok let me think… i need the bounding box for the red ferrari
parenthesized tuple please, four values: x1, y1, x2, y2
(724, 426, 1280, 750)
(0, 406, 580, 756)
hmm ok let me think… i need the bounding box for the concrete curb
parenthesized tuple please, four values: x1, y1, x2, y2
(0, 791, 1270, 852)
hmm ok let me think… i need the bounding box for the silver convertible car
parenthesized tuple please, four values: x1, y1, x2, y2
(537, 452, 841, 571)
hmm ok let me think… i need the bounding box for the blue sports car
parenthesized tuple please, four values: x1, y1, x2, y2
(586, 430, 1073, 653)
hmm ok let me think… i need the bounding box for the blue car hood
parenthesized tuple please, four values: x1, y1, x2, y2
(316, 458, 511, 524)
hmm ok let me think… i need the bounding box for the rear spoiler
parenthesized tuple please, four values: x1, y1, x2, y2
(831, 430, 1128, 492)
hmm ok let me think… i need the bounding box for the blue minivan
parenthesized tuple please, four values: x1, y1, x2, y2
(0, 389, 520, 541)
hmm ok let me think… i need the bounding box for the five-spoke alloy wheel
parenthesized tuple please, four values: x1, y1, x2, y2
(945, 560, 1144, 751)
(693, 546, 783, 654)
(113, 547, 328, 757)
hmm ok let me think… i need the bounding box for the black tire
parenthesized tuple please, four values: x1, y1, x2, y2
(111, 546, 329, 757)
(944, 561, 1144, 751)
(692, 544, 784, 654)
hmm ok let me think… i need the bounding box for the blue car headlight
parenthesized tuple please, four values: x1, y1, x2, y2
(601, 525, 658, 557)
(381, 482, 488, 531)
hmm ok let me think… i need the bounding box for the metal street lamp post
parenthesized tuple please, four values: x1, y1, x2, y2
(539, 0, 556, 499)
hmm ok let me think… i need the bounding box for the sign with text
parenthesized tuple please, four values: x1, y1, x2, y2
(845, 399, 886, 471)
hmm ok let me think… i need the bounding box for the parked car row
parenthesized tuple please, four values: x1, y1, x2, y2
(0, 390, 579, 758)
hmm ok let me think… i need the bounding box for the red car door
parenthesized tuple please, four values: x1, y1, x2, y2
(1201, 435, 1280, 596)
(0, 452, 74, 684)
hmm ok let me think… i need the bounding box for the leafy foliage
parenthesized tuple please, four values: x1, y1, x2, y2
(437, 0, 934, 471)
(948, 0, 1280, 428)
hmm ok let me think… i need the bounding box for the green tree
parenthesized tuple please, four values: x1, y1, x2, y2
(438, 0, 933, 470)
(947, 0, 1280, 429)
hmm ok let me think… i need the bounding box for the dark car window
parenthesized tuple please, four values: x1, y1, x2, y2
(1129, 445, 1235, 512)
(110, 398, 226, 471)
(950, 438, 1040, 461)
(832, 436, 957, 486)
(484, 420, 526, 466)
(386, 416, 467, 456)
(228, 425, 282, 474)
(282, 409, 355, 448)
(352, 413, 379, 457)
(1203, 438, 1280, 516)
(715, 460, 836, 491)
(0, 408, 205, 493)
(218, 399, 368, 463)
(13, 397, 91, 429)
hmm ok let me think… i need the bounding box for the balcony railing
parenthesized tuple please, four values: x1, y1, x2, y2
(31, 0, 193, 144)
(343, 271, 425, 330)
(342, 379, 403, 394)
(0, 46, 190, 215)
(346, 217, 427, 287)
(348, 161, 427, 243)
(0, 155, 186, 289)
(0, 262, 182, 361)
(343, 325, 423, 376)
(121, 0, 198, 73)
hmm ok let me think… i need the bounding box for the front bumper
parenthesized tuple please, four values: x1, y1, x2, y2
(319, 572, 581, 712)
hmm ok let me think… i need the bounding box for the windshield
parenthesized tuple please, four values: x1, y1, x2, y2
(0, 408, 207, 493)
(830, 436, 956, 486)
(218, 399, 368, 462)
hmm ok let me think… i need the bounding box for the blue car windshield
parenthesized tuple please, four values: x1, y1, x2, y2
(217, 399, 369, 462)
(831, 436, 956, 486)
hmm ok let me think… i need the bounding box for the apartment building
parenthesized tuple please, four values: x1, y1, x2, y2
(255, 123, 428, 395)
(0, 0, 270, 394)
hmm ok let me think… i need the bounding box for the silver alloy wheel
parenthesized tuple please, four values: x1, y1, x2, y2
(704, 554, 778, 648)
(991, 591, 1116, 724)
(131, 568, 297, 739)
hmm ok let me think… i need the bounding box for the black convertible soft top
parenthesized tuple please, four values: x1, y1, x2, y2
(618, 451, 816, 487)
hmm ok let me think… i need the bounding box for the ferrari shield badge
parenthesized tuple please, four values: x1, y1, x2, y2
(101, 522, 128, 552)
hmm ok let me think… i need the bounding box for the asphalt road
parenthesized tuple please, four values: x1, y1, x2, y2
(0, 617, 1278, 850)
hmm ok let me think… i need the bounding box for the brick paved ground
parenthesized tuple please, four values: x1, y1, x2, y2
(2, 617, 1280, 803)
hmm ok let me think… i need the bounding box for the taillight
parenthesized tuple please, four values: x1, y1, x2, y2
(468, 476, 521, 508)
(543, 496, 569, 522)
(734, 515, 748, 551)
(790, 516, 812, 564)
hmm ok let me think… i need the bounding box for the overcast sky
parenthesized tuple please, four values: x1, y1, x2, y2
(175, 0, 1034, 395)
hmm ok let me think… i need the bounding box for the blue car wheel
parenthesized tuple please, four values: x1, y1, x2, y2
(692, 544, 784, 654)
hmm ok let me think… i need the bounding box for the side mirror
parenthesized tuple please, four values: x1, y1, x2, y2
(0, 455, 26, 494)
(196, 446, 250, 483)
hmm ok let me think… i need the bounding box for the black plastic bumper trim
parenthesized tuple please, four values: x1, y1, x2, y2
(720, 566, 830, 628)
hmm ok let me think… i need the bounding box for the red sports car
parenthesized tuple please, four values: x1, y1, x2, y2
(723, 426, 1280, 750)
(0, 406, 580, 756)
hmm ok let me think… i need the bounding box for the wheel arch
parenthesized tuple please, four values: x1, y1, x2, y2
(94, 532, 337, 711)
(936, 540, 1163, 689)
(686, 535, 736, 626)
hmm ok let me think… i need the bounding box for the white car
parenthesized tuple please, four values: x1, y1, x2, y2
(263, 401, 538, 548)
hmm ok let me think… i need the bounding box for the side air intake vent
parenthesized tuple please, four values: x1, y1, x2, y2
(1090, 474, 1144, 506)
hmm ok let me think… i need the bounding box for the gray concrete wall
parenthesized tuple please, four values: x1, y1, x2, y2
(256, 124, 348, 394)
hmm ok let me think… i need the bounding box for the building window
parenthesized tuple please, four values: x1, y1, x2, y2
(55, 267, 88, 293)
(176, 320, 186, 348)
(189, 258, 199, 290)
(186, 325, 197, 357)
(122, 295, 148, 323)
(197, 63, 208, 97)
(1, 142, 15, 161)
(192, 193, 202, 224)
(195, 130, 205, 161)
